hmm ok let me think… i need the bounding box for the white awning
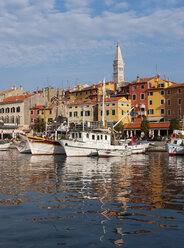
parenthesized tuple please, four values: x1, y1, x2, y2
(147, 117, 164, 122)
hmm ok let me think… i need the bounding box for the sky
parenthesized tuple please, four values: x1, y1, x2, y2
(0, 0, 184, 91)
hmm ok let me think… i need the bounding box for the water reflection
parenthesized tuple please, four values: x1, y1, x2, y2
(0, 150, 184, 247)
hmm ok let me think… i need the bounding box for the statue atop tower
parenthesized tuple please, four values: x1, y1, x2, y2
(113, 42, 124, 91)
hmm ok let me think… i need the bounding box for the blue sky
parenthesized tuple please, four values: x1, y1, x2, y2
(0, 0, 184, 91)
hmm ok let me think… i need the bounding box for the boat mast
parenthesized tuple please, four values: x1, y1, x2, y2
(102, 77, 105, 127)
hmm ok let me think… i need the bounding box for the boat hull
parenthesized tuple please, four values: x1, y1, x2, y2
(28, 139, 65, 155)
(0, 142, 11, 151)
(98, 149, 131, 158)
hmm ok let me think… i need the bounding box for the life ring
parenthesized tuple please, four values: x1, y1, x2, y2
(171, 133, 176, 139)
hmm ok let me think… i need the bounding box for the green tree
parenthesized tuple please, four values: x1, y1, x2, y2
(33, 117, 45, 132)
(169, 118, 180, 134)
(140, 117, 150, 138)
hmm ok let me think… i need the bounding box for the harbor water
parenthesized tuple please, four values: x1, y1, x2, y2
(0, 149, 184, 247)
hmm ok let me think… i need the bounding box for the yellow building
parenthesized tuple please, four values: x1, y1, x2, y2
(68, 99, 96, 124)
(70, 81, 115, 102)
(98, 97, 132, 125)
(147, 80, 174, 122)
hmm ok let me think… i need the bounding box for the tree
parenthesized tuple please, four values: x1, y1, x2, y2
(140, 117, 150, 138)
(33, 117, 45, 132)
(169, 118, 180, 134)
(114, 122, 124, 133)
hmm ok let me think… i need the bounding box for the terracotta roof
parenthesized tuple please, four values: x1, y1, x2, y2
(0, 89, 14, 95)
(71, 81, 114, 93)
(30, 105, 46, 110)
(98, 96, 130, 103)
(69, 99, 96, 105)
(167, 83, 184, 88)
(2, 94, 34, 103)
(131, 76, 156, 84)
(124, 123, 170, 129)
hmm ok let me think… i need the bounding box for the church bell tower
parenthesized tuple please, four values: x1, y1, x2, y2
(113, 42, 124, 91)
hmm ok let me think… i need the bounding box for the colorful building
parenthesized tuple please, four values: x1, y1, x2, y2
(147, 80, 174, 122)
(98, 97, 132, 126)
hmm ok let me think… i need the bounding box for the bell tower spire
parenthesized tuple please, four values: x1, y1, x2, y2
(113, 42, 124, 91)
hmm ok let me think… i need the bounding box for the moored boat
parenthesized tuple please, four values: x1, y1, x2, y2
(166, 130, 184, 156)
(0, 140, 11, 151)
(26, 135, 65, 155)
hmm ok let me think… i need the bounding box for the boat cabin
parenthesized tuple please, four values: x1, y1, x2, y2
(69, 131, 111, 145)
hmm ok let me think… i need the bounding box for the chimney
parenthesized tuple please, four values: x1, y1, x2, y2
(137, 76, 140, 82)
(157, 74, 160, 79)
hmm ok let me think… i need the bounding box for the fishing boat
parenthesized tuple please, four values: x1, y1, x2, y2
(16, 140, 31, 154)
(0, 140, 11, 151)
(125, 137, 147, 154)
(59, 130, 113, 157)
(26, 135, 65, 155)
(165, 130, 184, 156)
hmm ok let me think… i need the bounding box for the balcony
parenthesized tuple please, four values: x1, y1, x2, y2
(137, 111, 147, 116)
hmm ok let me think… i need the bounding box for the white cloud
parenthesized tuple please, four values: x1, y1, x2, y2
(0, 0, 183, 67)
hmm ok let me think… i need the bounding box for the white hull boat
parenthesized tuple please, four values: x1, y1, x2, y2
(0, 141, 11, 151)
(27, 135, 65, 155)
(166, 130, 184, 156)
(98, 147, 131, 157)
(16, 140, 31, 154)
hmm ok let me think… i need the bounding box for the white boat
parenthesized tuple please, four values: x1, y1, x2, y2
(26, 135, 65, 155)
(60, 130, 113, 157)
(166, 130, 184, 156)
(60, 130, 133, 157)
(97, 146, 131, 157)
(0, 141, 11, 151)
(16, 140, 31, 154)
(120, 138, 146, 154)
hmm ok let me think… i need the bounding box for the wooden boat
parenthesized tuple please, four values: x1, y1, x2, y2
(166, 130, 184, 156)
(26, 135, 65, 155)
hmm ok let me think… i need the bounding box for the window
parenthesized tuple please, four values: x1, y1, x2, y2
(90, 90, 92, 94)
(141, 84, 145, 89)
(81, 111, 83, 116)
(167, 109, 171, 116)
(112, 110, 115, 115)
(132, 94, 136, 100)
(112, 103, 115, 106)
(149, 100, 153, 105)
(11, 107, 15, 113)
(161, 109, 164, 114)
(121, 110, 124, 115)
(48, 118, 53, 123)
(101, 110, 103, 116)
(75, 92, 78, 96)
(30, 110, 33, 114)
(178, 88, 181, 94)
(69, 112, 72, 117)
(106, 104, 109, 106)
(92, 135, 95, 140)
(86, 133, 89, 138)
(37, 110, 39, 114)
(148, 109, 154, 114)
(167, 89, 171, 95)
(167, 99, 171, 105)
(161, 99, 164, 105)
(75, 106, 78, 108)
(105, 135, 107, 140)
(140, 93, 145, 100)
(106, 110, 109, 116)
(49, 110, 52, 114)
(178, 99, 182, 105)
(79, 133, 82, 138)
(97, 135, 100, 140)
(160, 90, 164, 95)
(6, 108, 10, 113)
(86, 91, 88, 95)
(80, 92, 82, 95)
(148, 91, 153, 96)
(41, 111, 44, 114)
(121, 103, 124, 106)
(159, 83, 164, 88)
(85, 111, 90, 116)
(69, 106, 72, 109)
(133, 86, 136, 90)
(74, 111, 78, 117)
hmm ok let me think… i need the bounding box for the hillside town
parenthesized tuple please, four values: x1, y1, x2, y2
(0, 42, 183, 139)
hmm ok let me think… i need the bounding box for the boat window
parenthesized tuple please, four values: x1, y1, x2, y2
(97, 135, 100, 140)
(101, 135, 103, 139)
(72, 133, 75, 139)
(174, 140, 177, 144)
(92, 135, 95, 140)
(105, 135, 107, 140)
(86, 133, 89, 138)
(79, 133, 81, 138)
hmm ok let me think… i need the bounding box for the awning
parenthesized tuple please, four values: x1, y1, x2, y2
(147, 116, 164, 122)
